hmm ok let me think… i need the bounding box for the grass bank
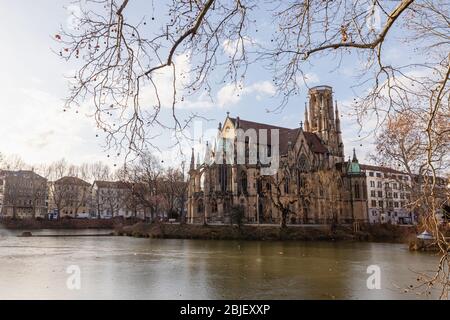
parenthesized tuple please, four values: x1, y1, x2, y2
(115, 222, 417, 242)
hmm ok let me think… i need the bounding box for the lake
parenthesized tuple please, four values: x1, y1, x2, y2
(0, 228, 441, 299)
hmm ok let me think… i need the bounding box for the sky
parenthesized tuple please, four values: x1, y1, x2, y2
(0, 0, 407, 170)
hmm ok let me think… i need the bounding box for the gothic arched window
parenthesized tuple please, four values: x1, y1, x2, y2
(241, 171, 248, 194)
(257, 179, 262, 194)
(200, 172, 205, 191)
(211, 199, 218, 213)
(354, 182, 360, 199)
(298, 154, 309, 172)
(197, 199, 204, 213)
(284, 175, 290, 194)
(219, 165, 228, 192)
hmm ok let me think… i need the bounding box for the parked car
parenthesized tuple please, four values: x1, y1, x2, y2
(75, 212, 90, 219)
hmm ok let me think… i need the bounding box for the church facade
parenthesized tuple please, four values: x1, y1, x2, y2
(187, 85, 368, 225)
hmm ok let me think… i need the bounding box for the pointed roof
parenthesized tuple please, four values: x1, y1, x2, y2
(347, 149, 361, 174)
(227, 117, 328, 155)
(54, 176, 90, 187)
(189, 147, 195, 171)
(93, 180, 129, 189)
(352, 148, 358, 162)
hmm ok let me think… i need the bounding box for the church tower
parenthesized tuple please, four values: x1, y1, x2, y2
(305, 85, 344, 159)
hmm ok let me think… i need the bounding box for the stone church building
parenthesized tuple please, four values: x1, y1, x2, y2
(187, 85, 368, 225)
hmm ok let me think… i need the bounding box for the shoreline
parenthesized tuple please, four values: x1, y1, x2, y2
(0, 217, 140, 230)
(1, 219, 430, 245)
(114, 222, 418, 243)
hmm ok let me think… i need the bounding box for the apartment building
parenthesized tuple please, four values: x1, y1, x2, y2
(0, 170, 48, 219)
(92, 181, 130, 218)
(361, 165, 414, 225)
(49, 176, 91, 218)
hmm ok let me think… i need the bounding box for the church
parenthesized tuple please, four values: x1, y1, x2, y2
(187, 85, 368, 225)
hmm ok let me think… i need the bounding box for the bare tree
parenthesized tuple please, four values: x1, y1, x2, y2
(119, 152, 164, 221)
(48, 159, 91, 218)
(1, 154, 28, 171)
(296, 171, 316, 224)
(317, 169, 345, 229)
(260, 162, 297, 228)
(373, 109, 450, 298)
(87, 161, 112, 182)
(160, 167, 188, 220)
(57, 0, 449, 297)
(30, 173, 48, 219)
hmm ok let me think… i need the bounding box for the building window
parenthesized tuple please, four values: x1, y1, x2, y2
(297, 154, 309, 172)
(369, 172, 374, 177)
(371, 190, 376, 197)
(393, 192, 398, 199)
(284, 175, 290, 194)
(371, 200, 377, 207)
(211, 200, 217, 213)
(376, 173, 381, 177)
(354, 182, 360, 198)
(200, 173, 205, 191)
(378, 191, 382, 197)
(370, 181, 375, 187)
(240, 171, 248, 194)
(379, 201, 383, 208)
(197, 199, 204, 214)
(219, 165, 228, 192)
(394, 202, 399, 208)
(393, 183, 398, 190)
(377, 181, 382, 188)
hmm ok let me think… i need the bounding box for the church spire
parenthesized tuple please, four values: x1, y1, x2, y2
(352, 148, 358, 163)
(304, 103, 310, 131)
(189, 148, 195, 171)
(196, 152, 200, 169)
(335, 100, 341, 133)
(203, 141, 211, 165)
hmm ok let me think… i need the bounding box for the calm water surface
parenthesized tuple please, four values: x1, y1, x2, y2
(0, 228, 441, 299)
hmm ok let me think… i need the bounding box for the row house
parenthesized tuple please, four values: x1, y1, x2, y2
(92, 180, 148, 219)
(362, 165, 449, 225)
(361, 165, 414, 224)
(0, 170, 48, 219)
(1, 171, 171, 220)
(48, 176, 91, 218)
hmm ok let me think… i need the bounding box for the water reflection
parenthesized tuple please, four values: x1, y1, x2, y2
(0, 230, 441, 299)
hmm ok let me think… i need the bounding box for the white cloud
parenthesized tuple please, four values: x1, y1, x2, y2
(0, 86, 115, 167)
(217, 80, 276, 108)
(295, 72, 320, 87)
(222, 37, 254, 57)
(217, 83, 243, 107)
